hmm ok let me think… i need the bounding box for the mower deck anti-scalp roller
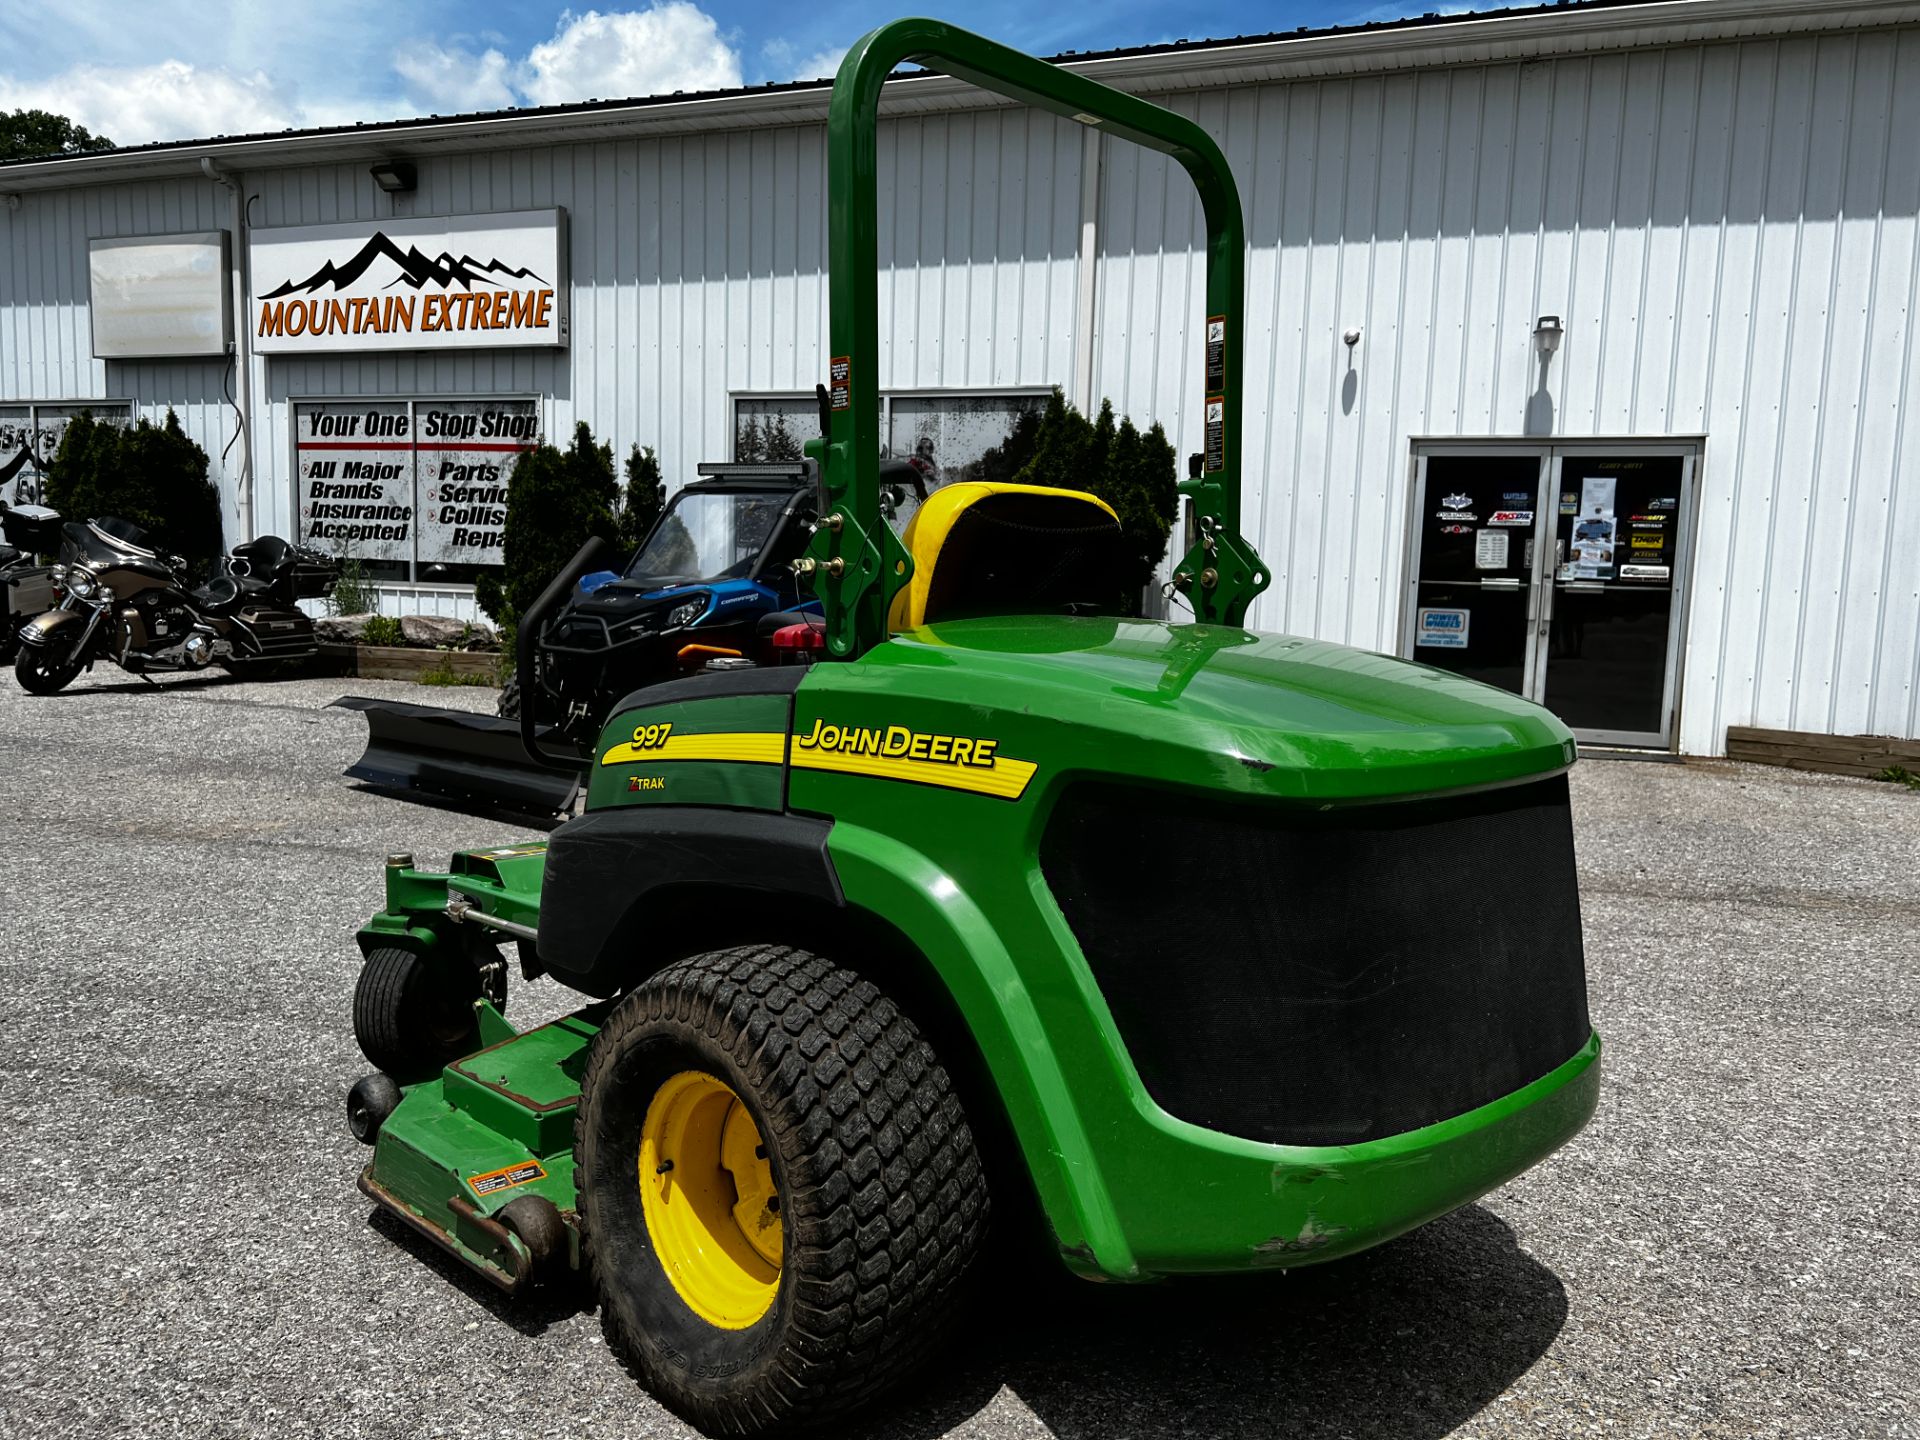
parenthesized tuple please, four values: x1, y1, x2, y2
(341, 18, 1599, 1435)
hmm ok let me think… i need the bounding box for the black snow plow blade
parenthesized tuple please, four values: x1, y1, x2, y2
(332, 696, 584, 819)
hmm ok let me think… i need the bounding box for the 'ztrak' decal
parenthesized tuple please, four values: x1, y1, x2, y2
(595, 721, 1037, 801)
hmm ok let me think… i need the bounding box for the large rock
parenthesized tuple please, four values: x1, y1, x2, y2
(400, 614, 481, 647)
(314, 613, 372, 643)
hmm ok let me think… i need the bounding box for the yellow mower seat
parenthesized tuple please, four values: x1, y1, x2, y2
(889, 482, 1124, 631)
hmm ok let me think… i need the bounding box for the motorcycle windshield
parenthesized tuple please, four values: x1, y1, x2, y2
(67, 518, 162, 566)
(624, 490, 793, 586)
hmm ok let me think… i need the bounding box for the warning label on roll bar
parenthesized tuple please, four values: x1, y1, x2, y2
(1205, 315, 1226, 392)
(1203, 395, 1225, 472)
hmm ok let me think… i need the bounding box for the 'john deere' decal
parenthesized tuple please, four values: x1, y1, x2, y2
(790, 719, 1037, 800)
(594, 720, 1038, 801)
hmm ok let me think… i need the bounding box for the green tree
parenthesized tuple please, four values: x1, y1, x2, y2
(975, 403, 1042, 486)
(474, 420, 619, 629)
(48, 410, 223, 577)
(1000, 389, 1180, 615)
(734, 411, 803, 464)
(619, 443, 665, 552)
(1, 109, 114, 162)
(762, 412, 802, 462)
(44, 412, 117, 524)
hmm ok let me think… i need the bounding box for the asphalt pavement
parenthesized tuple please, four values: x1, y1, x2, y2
(0, 664, 1913, 1439)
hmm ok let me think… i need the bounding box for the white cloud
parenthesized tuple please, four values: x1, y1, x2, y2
(0, 4, 790, 148)
(1341, 2, 1501, 21)
(394, 42, 517, 114)
(520, 5, 743, 106)
(0, 61, 297, 144)
(761, 39, 848, 83)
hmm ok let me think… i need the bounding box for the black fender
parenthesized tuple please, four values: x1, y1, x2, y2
(536, 805, 842, 995)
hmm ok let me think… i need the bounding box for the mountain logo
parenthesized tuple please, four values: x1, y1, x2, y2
(261, 231, 549, 298)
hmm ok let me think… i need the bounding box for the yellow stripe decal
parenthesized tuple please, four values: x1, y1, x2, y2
(788, 745, 1037, 800)
(599, 724, 1039, 801)
(599, 731, 787, 767)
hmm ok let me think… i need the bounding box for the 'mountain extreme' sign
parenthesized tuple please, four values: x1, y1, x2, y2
(251, 210, 568, 355)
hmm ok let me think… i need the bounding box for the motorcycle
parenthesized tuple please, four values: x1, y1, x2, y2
(1, 500, 66, 665)
(12, 517, 339, 695)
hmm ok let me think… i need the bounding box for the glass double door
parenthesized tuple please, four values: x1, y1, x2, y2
(1404, 444, 1695, 748)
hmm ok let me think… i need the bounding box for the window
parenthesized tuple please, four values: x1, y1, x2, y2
(1, 400, 135, 504)
(293, 397, 538, 584)
(628, 488, 794, 583)
(733, 390, 1046, 484)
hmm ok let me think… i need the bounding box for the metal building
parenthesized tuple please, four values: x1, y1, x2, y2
(3, 0, 1917, 756)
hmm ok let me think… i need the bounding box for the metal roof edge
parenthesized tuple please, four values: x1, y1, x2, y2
(2, 0, 1914, 193)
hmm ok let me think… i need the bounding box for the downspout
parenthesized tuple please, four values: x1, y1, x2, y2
(1071, 125, 1102, 415)
(201, 157, 255, 543)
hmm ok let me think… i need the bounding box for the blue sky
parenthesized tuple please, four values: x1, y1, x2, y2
(0, 1, 1502, 147)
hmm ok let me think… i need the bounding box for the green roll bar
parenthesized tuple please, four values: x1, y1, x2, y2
(800, 17, 1272, 657)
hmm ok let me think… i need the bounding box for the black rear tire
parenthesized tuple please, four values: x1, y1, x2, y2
(575, 946, 988, 1434)
(13, 635, 79, 694)
(496, 671, 521, 720)
(352, 944, 498, 1078)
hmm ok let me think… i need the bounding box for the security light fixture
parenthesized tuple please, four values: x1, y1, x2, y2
(369, 160, 417, 194)
(1534, 315, 1564, 357)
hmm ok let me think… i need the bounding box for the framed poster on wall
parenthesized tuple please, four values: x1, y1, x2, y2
(292, 397, 537, 584)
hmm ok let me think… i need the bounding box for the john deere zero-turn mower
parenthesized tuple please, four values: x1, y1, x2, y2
(344, 19, 1599, 1433)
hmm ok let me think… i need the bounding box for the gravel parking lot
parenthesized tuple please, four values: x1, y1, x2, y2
(0, 665, 1913, 1439)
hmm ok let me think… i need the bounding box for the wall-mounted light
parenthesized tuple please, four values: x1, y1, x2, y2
(1533, 314, 1564, 358)
(3, 193, 22, 212)
(1343, 326, 1362, 349)
(369, 160, 417, 194)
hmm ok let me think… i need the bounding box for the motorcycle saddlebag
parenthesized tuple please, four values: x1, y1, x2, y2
(2, 505, 65, 556)
(5, 565, 57, 620)
(231, 605, 318, 660)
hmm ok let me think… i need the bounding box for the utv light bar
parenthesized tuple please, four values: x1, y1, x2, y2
(694, 462, 811, 480)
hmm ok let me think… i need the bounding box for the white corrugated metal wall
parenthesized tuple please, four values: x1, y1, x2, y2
(233, 110, 1084, 615)
(2, 24, 1915, 750)
(0, 178, 243, 492)
(1097, 27, 1920, 753)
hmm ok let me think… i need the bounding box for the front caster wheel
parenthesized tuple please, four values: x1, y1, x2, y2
(575, 946, 988, 1434)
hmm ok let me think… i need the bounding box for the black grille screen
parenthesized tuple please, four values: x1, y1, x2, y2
(1041, 776, 1591, 1146)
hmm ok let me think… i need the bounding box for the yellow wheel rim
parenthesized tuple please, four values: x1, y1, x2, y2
(639, 1070, 783, 1329)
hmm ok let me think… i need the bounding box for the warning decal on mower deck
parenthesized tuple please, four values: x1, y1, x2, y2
(468, 1160, 547, 1196)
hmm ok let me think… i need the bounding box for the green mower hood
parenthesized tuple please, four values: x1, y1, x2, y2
(813, 615, 1577, 805)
